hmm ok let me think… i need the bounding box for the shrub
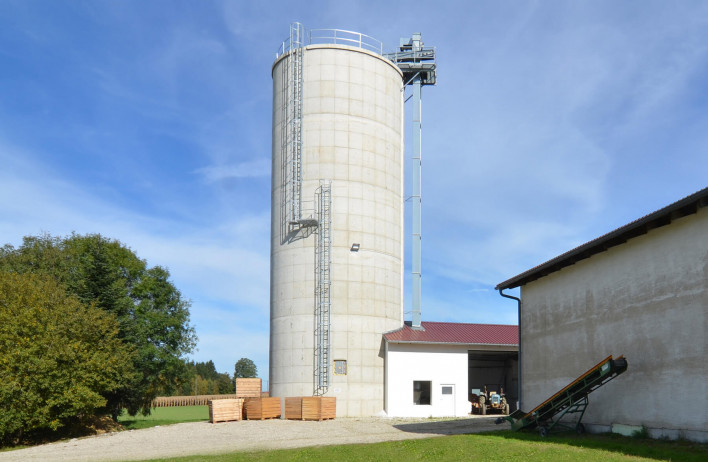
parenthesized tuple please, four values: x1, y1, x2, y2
(0, 272, 135, 444)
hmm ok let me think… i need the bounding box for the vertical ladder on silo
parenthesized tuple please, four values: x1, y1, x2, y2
(281, 22, 304, 237)
(314, 181, 332, 395)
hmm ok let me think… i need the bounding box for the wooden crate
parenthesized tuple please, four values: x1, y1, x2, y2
(235, 378, 262, 398)
(208, 398, 243, 423)
(284, 397, 336, 421)
(245, 397, 282, 420)
(302, 397, 336, 421)
(284, 397, 302, 420)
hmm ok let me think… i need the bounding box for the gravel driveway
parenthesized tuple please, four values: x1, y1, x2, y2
(0, 416, 501, 461)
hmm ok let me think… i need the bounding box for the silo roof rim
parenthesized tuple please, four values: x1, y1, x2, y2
(272, 44, 404, 78)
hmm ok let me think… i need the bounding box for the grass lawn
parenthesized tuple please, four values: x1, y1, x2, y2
(138, 431, 708, 462)
(118, 406, 209, 430)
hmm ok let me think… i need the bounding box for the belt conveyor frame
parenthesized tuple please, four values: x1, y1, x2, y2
(497, 355, 628, 436)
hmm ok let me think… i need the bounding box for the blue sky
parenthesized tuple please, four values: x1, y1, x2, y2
(2, 1, 707, 381)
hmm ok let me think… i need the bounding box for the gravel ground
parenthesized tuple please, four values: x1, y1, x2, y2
(0, 415, 501, 462)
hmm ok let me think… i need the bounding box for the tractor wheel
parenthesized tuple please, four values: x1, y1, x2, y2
(503, 403, 510, 415)
(539, 426, 549, 437)
(481, 403, 486, 415)
(576, 423, 585, 435)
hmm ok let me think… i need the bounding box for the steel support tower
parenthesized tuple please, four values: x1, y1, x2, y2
(385, 34, 436, 328)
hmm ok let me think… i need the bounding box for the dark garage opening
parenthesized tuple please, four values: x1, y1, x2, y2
(468, 350, 519, 412)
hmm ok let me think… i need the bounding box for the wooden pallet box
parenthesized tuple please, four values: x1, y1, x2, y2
(284, 397, 302, 420)
(284, 397, 336, 421)
(302, 397, 336, 421)
(245, 397, 282, 420)
(208, 398, 243, 423)
(235, 378, 262, 398)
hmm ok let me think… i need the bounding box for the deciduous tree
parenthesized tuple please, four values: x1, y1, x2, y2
(234, 358, 258, 378)
(0, 272, 135, 444)
(0, 233, 197, 418)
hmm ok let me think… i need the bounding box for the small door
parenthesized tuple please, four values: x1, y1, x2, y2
(440, 384, 455, 416)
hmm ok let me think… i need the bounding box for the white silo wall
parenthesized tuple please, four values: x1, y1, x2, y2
(270, 44, 404, 417)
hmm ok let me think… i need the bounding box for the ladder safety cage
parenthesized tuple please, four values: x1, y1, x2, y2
(314, 181, 332, 395)
(280, 22, 305, 238)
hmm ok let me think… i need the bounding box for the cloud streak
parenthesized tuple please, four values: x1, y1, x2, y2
(196, 158, 271, 183)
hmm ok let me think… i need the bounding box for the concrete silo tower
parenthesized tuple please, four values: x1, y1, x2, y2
(269, 24, 405, 416)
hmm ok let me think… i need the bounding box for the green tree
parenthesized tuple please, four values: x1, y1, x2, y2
(0, 233, 196, 418)
(173, 361, 234, 396)
(0, 272, 135, 444)
(234, 358, 258, 378)
(216, 372, 234, 394)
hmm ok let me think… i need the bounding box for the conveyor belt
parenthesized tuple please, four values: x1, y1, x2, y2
(499, 355, 628, 435)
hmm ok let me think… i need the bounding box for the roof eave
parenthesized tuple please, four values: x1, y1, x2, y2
(496, 186, 708, 290)
(384, 339, 518, 348)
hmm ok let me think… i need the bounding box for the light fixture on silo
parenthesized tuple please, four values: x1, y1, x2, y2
(350, 243, 360, 252)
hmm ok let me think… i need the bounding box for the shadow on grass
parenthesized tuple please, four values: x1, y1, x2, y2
(392, 418, 708, 462)
(475, 429, 708, 462)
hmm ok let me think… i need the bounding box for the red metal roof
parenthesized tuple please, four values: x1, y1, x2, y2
(383, 321, 518, 346)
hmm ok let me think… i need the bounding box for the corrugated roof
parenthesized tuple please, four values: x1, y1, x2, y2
(383, 321, 518, 346)
(496, 186, 708, 290)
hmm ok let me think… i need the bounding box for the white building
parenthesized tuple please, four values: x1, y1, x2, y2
(496, 186, 708, 442)
(383, 321, 518, 417)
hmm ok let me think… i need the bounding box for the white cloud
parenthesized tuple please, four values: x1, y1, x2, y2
(195, 158, 271, 183)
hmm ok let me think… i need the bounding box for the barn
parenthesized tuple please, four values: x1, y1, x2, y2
(383, 321, 518, 417)
(496, 187, 708, 442)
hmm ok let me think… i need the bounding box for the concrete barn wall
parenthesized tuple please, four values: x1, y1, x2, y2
(385, 343, 470, 417)
(270, 44, 404, 417)
(520, 207, 708, 441)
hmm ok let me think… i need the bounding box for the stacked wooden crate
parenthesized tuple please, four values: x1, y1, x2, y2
(244, 397, 282, 420)
(235, 378, 262, 398)
(208, 398, 243, 423)
(284, 397, 336, 421)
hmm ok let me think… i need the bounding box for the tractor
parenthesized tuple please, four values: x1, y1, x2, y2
(470, 385, 509, 415)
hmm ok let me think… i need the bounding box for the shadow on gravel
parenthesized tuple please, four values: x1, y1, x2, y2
(393, 417, 498, 435)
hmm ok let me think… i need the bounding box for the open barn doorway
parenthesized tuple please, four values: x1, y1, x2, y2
(468, 350, 519, 414)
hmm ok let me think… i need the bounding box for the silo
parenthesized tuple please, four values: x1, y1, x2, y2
(270, 25, 404, 417)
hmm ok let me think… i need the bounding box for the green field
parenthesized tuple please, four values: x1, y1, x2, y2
(138, 431, 708, 462)
(118, 406, 209, 430)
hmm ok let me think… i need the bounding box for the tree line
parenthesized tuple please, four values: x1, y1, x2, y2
(170, 358, 258, 396)
(0, 233, 255, 445)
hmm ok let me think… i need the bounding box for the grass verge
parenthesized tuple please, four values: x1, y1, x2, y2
(135, 430, 708, 462)
(118, 406, 209, 430)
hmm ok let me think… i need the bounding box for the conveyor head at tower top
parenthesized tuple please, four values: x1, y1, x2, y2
(384, 33, 437, 85)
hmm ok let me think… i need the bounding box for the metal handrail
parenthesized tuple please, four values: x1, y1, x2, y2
(277, 24, 383, 58)
(309, 28, 383, 54)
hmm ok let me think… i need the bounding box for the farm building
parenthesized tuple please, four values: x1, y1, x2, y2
(383, 321, 518, 417)
(496, 187, 708, 442)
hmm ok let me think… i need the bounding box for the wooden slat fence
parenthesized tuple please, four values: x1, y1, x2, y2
(152, 394, 240, 407)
